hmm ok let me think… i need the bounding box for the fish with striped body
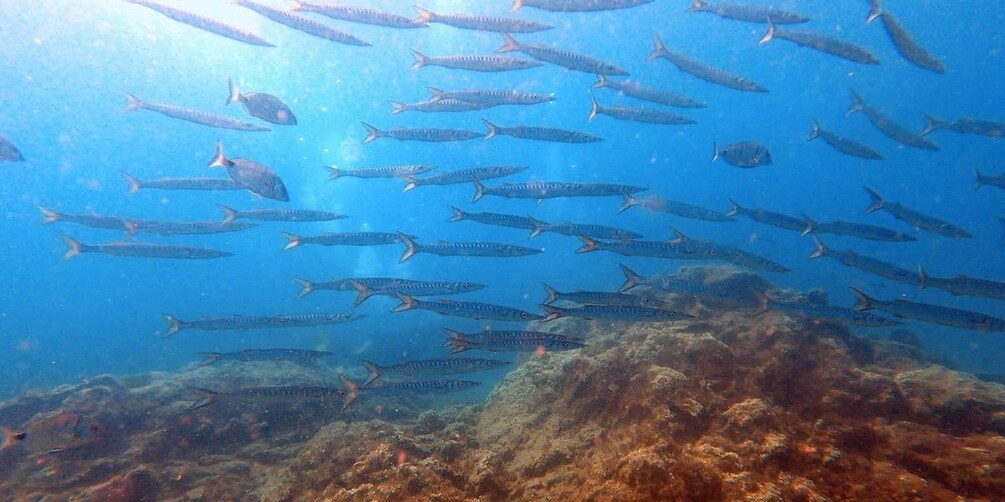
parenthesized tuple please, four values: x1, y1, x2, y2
(187, 386, 348, 411)
(618, 195, 733, 222)
(670, 229, 789, 273)
(404, 166, 527, 191)
(197, 349, 333, 366)
(808, 121, 884, 160)
(845, 91, 938, 151)
(339, 375, 479, 411)
(497, 33, 628, 75)
(726, 200, 806, 233)
(712, 141, 772, 168)
(390, 99, 492, 115)
(511, 0, 654, 12)
(687, 0, 809, 24)
(349, 279, 486, 307)
(427, 87, 555, 106)
(122, 219, 257, 236)
(233, 0, 370, 46)
(60, 236, 231, 261)
(851, 288, 1005, 332)
(0, 135, 24, 161)
(867, 0, 945, 74)
(125, 0, 274, 47)
(576, 236, 708, 260)
(361, 358, 511, 386)
(361, 122, 482, 143)
(801, 216, 916, 242)
(282, 231, 410, 250)
(540, 303, 692, 323)
(290, 2, 425, 29)
(392, 294, 543, 322)
(810, 237, 921, 287)
(759, 22, 880, 65)
(974, 169, 1005, 191)
(226, 78, 297, 125)
(648, 34, 768, 93)
(588, 92, 695, 125)
(918, 265, 1005, 301)
(218, 206, 345, 224)
(397, 233, 542, 263)
(864, 187, 971, 239)
(327, 164, 434, 180)
(410, 51, 543, 72)
(529, 218, 642, 240)
(762, 298, 901, 327)
(163, 312, 364, 337)
(208, 140, 289, 201)
(124, 93, 270, 132)
(413, 7, 551, 33)
(473, 179, 644, 203)
(447, 206, 540, 232)
(121, 172, 243, 194)
(920, 116, 1005, 139)
(482, 119, 602, 143)
(616, 264, 665, 292)
(593, 75, 705, 109)
(444, 329, 585, 354)
(541, 282, 667, 309)
(40, 208, 130, 231)
(294, 277, 441, 299)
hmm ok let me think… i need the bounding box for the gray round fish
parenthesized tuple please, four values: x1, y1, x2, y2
(713, 141, 772, 168)
(209, 140, 289, 202)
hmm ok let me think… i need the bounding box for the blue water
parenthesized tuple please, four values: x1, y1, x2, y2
(1, 0, 1003, 398)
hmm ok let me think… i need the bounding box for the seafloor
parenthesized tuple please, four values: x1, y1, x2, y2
(1, 267, 1003, 501)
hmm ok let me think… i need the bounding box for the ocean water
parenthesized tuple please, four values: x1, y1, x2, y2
(0, 0, 1003, 404)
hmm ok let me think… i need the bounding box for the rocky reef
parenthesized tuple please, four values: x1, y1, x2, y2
(1, 267, 1003, 501)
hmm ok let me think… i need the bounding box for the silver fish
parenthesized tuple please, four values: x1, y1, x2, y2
(648, 34, 768, 93)
(413, 7, 552, 33)
(808, 121, 883, 160)
(283, 231, 408, 250)
(403, 166, 527, 191)
(427, 87, 555, 106)
(163, 312, 363, 336)
(618, 194, 733, 222)
(390, 99, 491, 115)
(511, 0, 654, 12)
(529, 218, 642, 240)
(61, 236, 232, 261)
(867, 0, 945, 74)
(448, 206, 540, 231)
(349, 279, 486, 307)
(593, 75, 705, 109)
(125, 0, 274, 47)
(218, 206, 345, 224)
(918, 265, 1005, 301)
(498, 33, 628, 75)
(361, 358, 511, 386)
(763, 299, 900, 327)
(687, 0, 809, 24)
(187, 386, 349, 411)
(443, 328, 585, 354)
(123, 219, 257, 236)
(810, 237, 921, 287)
(576, 236, 709, 260)
(410, 51, 543, 72)
(473, 180, 644, 203)
(712, 141, 772, 168)
(540, 303, 692, 323)
(588, 92, 695, 125)
(726, 200, 806, 232)
(393, 294, 543, 322)
(0, 134, 24, 161)
(121, 172, 243, 194)
(40, 208, 130, 231)
(397, 233, 542, 263)
(845, 90, 938, 150)
(801, 215, 916, 242)
(864, 187, 971, 239)
(290, 2, 425, 29)
(208, 140, 288, 201)
(852, 288, 1005, 332)
(361, 122, 482, 143)
(616, 264, 665, 292)
(974, 169, 1005, 191)
(483, 119, 603, 143)
(670, 228, 789, 273)
(759, 22, 880, 65)
(920, 115, 1005, 139)
(226, 78, 297, 125)
(541, 282, 668, 309)
(124, 93, 270, 132)
(339, 375, 479, 411)
(327, 164, 434, 180)
(233, 0, 370, 46)
(294, 277, 439, 299)
(197, 349, 333, 366)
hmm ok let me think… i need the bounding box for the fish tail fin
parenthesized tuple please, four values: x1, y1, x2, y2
(350, 280, 374, 307)
(808, 121, 821, 141)
(282, 232, 302, 250)
(122, 218, 139, 237)
(39, 206, 60, 224)
(338, 374, 359, 412)
(196, 352, 222, 367)
(446, 339, 471, 354)
(218, 205, 238, 224)
(361, 122, 382, 143)
(226, 77, 241, 105)
(866, 0, 883, 23)
(360, 360, 382, 386)
(294, 278, 314, 298)
(575, 235, 598, 254)
(60, 235, 84, 260)
(447, 205, 466, 222)
(668, 226, 689, 243)
(392, 293, 418, 313)
(724, 198, 741, 217)
(849, 287, 874, 311)
(510, 0, 523, 12)
(481, 118, 499, 140)
(754, 294, 773, 317)
(616, 194, 638, 214)
(413, 5, 434, 23)
(592, 74, 608, 89)
(123, 91, 143, 111)
(497, 33, 520, 53)
(1, 427, 26, 450)
(809, 236, 827, 259)
(758, 20, 776, 45)
(397, 232, 418, 263)
(845, 90, 864, 117)
(618, 263, 643, 292)
(120, 171, 142, 194)
(472, 179, 487, 203)
(426, 86, 445, 101)
(540, 282, 559, 304)
(539, 304, 564, 323)
(863, 186, 884, 214)
(974, 168, 986, 189)
(442, 328, 465, 347)
(711, 142, 719, 162)
(207, 139, 229, 168)
(647, 33, 667, 61)
(324, 164, 343, 180)
(402, 178, 419, 192)
(528, 216, 546, 239)
(186, 387, 218, 411)
(162, 314, 184, 337)
(917, 264, 929, 290)
(800, 213, 816, 237)
(390, 102, 406, 115)
(588, 90, 600, 122)
(919, 114, 944, 137)
(410, 50, 427, 70)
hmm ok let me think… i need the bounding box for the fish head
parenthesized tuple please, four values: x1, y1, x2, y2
(460, 282, 487, 292)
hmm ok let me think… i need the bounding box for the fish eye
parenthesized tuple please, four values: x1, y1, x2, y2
(463, 283, 471, 289)
(520, 312, 528, 318)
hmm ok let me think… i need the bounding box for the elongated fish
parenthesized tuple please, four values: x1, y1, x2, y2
(413, 7, 551, 33)
(0, 135, 24, 161)
(759, 22, 880, 65)
(290, 2, 425, 29)
(810, 237, 920, 286)
(808, 121, 883, 160)
(391, 99, 491, 115)
(593, 75, 704, 108)
(163, 312, 363, 336)
(576, 236, 708, 260)
(473, 180, 644, 203)
(427, 87, 555, 106)
(282, 231, 408, 250)
(617, 264, 665, 292)
(974, 169, 1005, 191)
(511, 0, 654, 12)
(801, 215, 915, 242)
(403, 166, 527, 191)
(671, 229, 789, 273)
(443, 328, 585, 354)
(687, 0, 809, 24)
(123, 219, 257, 236)
(712, 141, 771, 167)
(392, 294, 543, 322)
(198, 349, 333, 366)
(448, 206, 539, 231)
(187, 386, 348, 411)
(763, 299, 900, 327)
(541, 283, 668, 308)
(327, 164, 434, 180)
(397, 233, 542, 263)
(61, 236, 232, 261)
(529, 218, 642, 240)
(852, 288, 1005, 332)
(845, 90, 937, 150)
(361, 358, 511, 386)
(863, 187, 971, 239)
(726, 200, 806, 232)
(124, 93, 270, 132)
(618, 195, 733, 222)
(497, 33, 628, 75)
(294, 277, 449, 299)
(208, 140, 289, 201)
(540, 304, 692, 323)
(339, 375, 479, 411)
(410, 51, 543, 72)
(483, 119, 602, 143)
(867, 0, 945, 74)
(121, 172, 243, 194)
(125, 0, 274, 47)
(920, 115, 1005, 139)
(918, 265, 1005, 301)
(218, 206, 345, 224)
(655, 275, 751, 304)
(40, 208, 129, 231)
(361, 122, 482, 143)
(349, 279, 486, 307)
(226, 78, 297, 125)
(233, 0, 370, 46)
(648, 34, 767, 93)
(588, 92, 695, 125)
